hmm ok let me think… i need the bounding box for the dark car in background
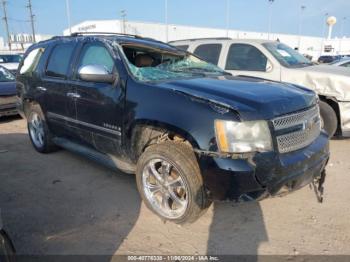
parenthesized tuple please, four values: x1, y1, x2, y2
(318, 55, 341, 64)
(0, 54, 22, 75)
(17, 33, 329, 223)
(0, 66, 17, 118)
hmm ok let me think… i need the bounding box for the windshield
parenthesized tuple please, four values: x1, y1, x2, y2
(0, 54, 22, 63)
(263, 42, 313, 68)
(0, 66, 15, 82)
(120, 44, 227, 82)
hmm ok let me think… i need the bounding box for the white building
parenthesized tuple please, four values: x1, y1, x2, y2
(64, 19, 350, 61)
(0, 33, 53, 53)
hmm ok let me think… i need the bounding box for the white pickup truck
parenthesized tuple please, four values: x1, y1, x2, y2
(170, 38, 350, 137)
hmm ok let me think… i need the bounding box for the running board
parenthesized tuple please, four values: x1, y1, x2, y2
(52, 137, 136, 174)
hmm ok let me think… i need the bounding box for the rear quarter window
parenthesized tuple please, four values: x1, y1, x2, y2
(194, 44, 222, 65)
(46, 43, 75, 78)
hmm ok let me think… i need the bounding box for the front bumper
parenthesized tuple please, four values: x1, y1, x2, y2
(199, 131, 330, 201)
(0, 103, 17, 117)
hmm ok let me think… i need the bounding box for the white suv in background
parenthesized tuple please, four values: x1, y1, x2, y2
(170, 38, 350, 138)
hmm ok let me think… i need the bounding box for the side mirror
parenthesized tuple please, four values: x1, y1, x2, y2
(78, 64, 116, 84)
(266, 60, 273, 72)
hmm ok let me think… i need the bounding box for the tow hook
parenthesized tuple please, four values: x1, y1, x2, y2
(312, 170, 327, 203)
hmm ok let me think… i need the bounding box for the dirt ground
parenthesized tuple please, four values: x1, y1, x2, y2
(0, 116, 350, 256)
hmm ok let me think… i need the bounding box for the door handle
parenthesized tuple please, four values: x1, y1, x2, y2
(66, 92, 81, 99)
(36, 86, 47, 92)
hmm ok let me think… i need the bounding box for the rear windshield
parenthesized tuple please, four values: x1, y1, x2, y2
(119, 44, 226, 82)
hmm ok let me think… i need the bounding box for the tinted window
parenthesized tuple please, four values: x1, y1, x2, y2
(194, 44, 222, 65)
(175, 45, 189, 51)
(46, 43, 75, 78)
(77, 43, 114, 74)
(20, 48, 44, 75)
(226, 44, 267, 71)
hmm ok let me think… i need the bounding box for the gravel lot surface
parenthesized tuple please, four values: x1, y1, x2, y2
(0, 116, 349, 256)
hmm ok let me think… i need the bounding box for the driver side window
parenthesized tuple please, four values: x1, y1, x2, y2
(225, 44, 268, 72)
(77, 43, 115, 74)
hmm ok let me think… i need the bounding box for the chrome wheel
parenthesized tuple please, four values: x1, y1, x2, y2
(29, 112, 45, 148)
(142, 158, 189, 219)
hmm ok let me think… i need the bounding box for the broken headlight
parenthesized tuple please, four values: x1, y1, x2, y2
(215, 120, 273, 153)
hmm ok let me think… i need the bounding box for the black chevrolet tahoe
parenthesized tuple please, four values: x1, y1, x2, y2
(16, 33, 330, 223)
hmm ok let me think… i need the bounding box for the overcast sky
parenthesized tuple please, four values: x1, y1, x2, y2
(1, 0, 349, 38)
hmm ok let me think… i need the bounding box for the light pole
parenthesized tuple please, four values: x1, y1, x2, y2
(268, 0, 274, 40)
(165, 0, 168, 42)
(298, 5, 306, 51)
(320, 12, 329, 57)
(339, 17, 347, 55)
(121, 10, 127, 34)
(65, 0, 72, 35)
(226, 0, 230, 38)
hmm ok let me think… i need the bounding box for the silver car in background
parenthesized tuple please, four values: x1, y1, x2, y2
(170, 38, 350, 138)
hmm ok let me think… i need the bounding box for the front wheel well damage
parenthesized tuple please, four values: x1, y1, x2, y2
(128, 123, 197, 161)
(318, 95, 342, 135)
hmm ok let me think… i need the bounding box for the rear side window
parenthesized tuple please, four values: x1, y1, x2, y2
(225, 44, 267, 71)
(20, 47, 45, 75)
(175, 45, 189, 51)
(194, 44, 222, 65)
(46, 43, 75, 78)
(77, 43, 115, 73)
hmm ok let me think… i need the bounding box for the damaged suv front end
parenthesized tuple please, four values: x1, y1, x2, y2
(118, 40, 330, 204)
(200, 102, 329, 202)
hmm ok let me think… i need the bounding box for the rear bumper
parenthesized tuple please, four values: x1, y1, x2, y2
(199, 131, 330, 201)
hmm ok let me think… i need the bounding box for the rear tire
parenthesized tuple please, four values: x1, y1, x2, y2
(136, 141, 211, 224)
(319, 101, 338, 137)
(27, 104, 58, 153)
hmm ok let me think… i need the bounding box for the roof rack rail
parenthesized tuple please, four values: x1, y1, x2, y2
(168, 37, 232, 43)
(70, 32, 144, 38)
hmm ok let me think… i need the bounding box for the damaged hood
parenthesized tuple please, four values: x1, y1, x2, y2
(159, 75, 317, 120)
(282, 65, 350, 101)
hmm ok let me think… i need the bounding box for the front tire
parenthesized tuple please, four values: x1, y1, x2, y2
(319, 101, 338, 137)
(136, 141, 211, 224)
(27, 104, 58, 153)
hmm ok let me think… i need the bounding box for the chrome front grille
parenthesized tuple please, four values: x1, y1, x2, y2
(272, 105, 321, 154)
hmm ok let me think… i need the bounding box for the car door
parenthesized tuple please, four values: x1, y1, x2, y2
(69, 39, 124, 154)
(224, 43, 280, 81)
(40, 41, 78, 137)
